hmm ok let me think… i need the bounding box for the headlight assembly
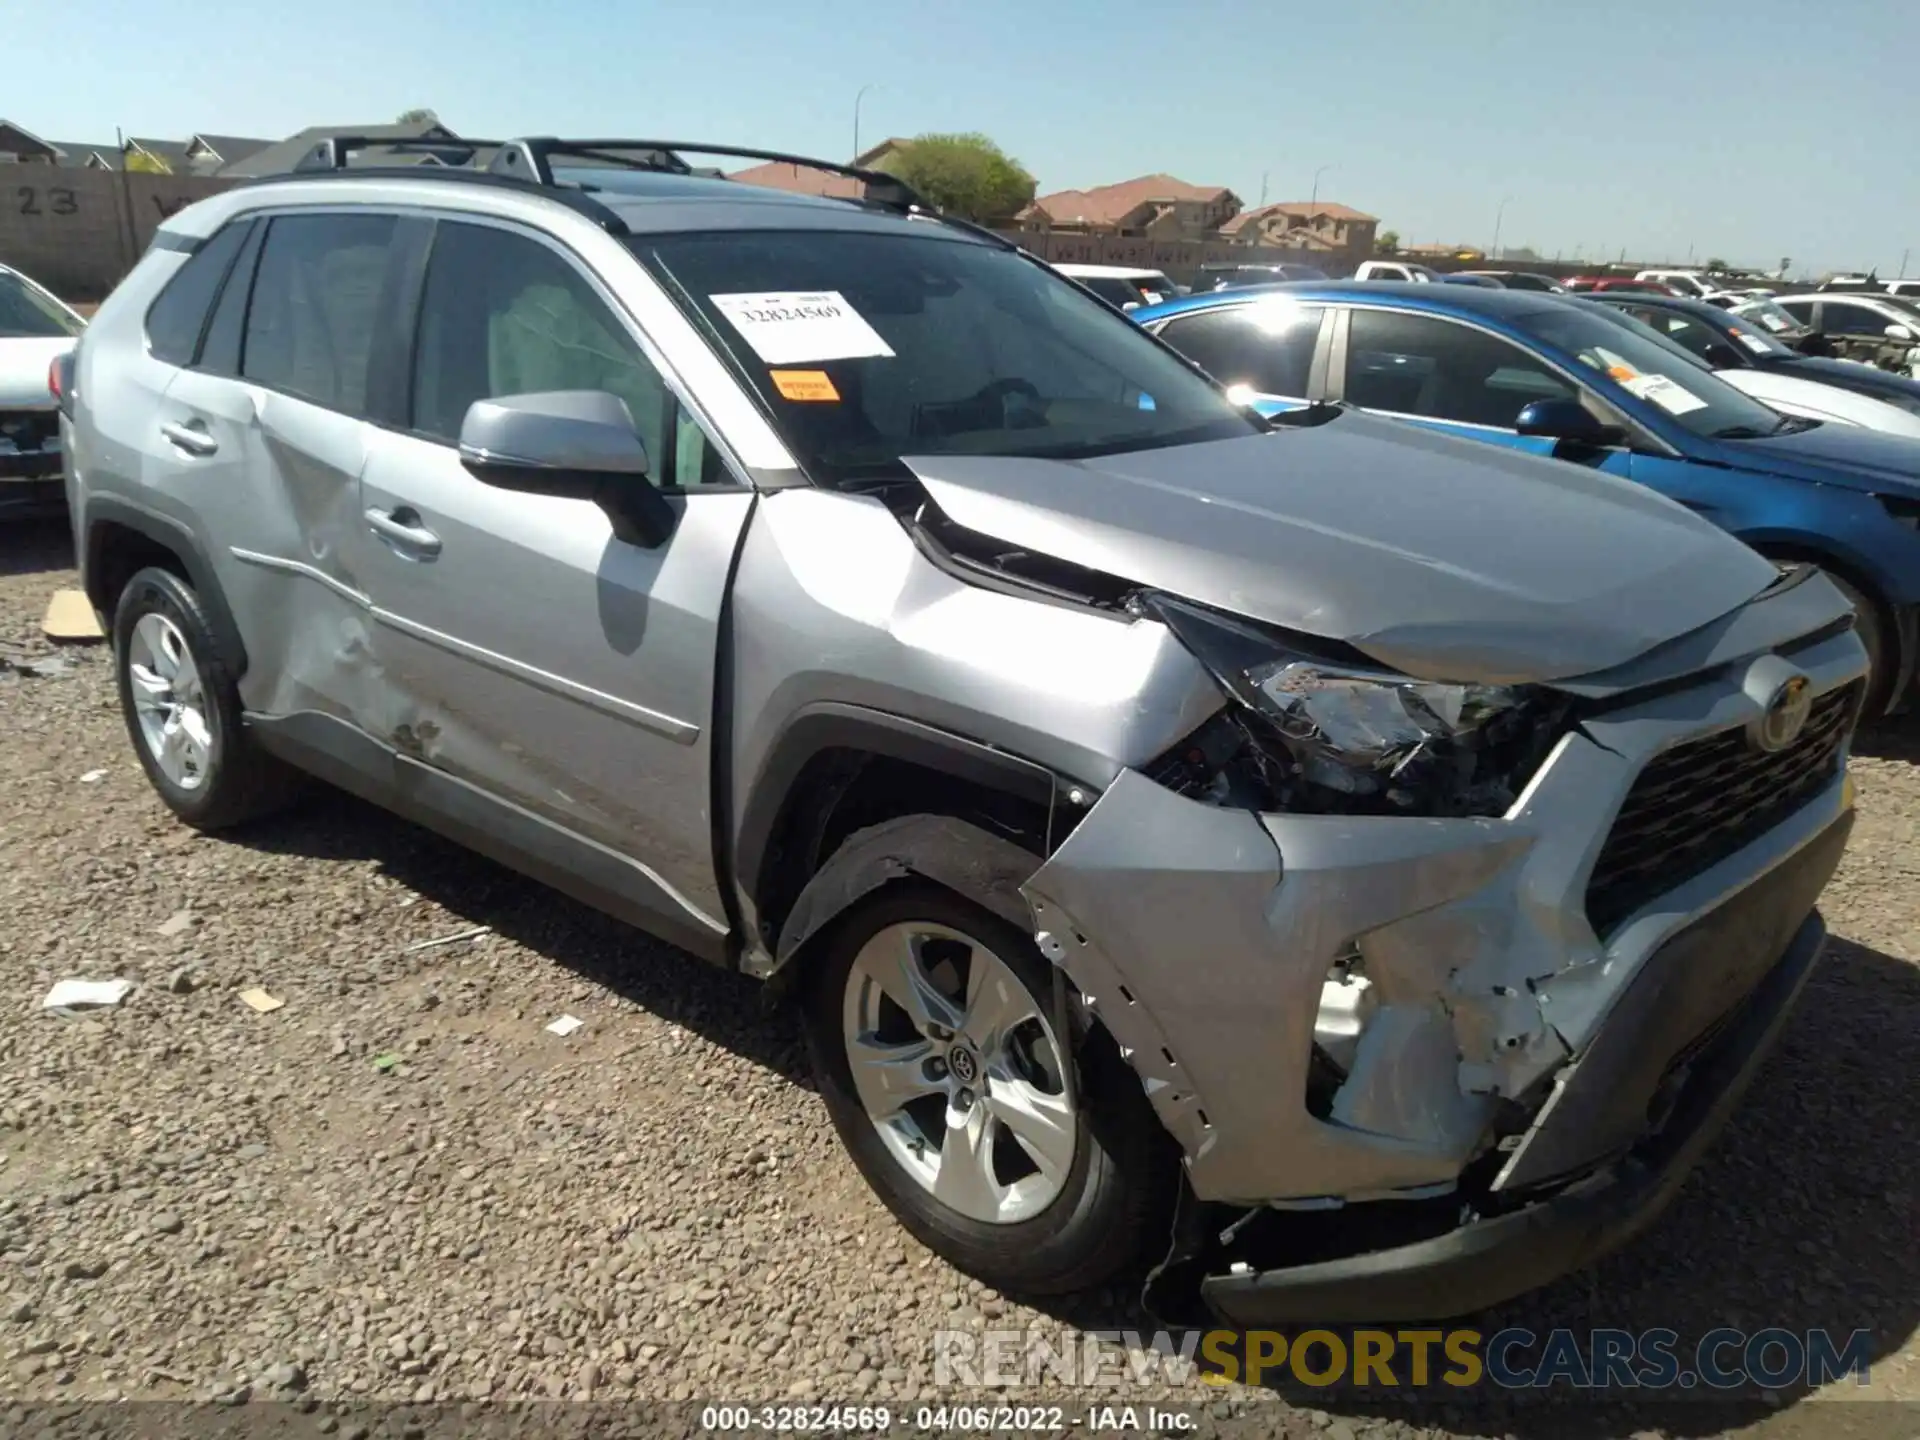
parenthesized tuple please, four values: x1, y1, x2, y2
(1141, 593, 1569, 817)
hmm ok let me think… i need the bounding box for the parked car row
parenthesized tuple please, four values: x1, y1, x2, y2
(31, 141, 1878, 1330)
(1132, 279, 1920, 716)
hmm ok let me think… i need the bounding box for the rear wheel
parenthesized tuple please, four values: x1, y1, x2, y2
(803, 882, 1171, 1296)
(113, 567, 301, 829)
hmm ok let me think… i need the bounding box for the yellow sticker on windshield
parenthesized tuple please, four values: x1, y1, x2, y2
(770, 369, 841, 402)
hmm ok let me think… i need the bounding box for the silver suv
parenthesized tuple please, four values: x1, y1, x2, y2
(59, 138, 1866, 1324)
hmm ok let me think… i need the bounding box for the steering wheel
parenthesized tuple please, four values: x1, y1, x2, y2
(970, 377, 1047, 428)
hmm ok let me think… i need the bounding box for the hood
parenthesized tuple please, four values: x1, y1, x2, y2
(1717, 369, 1920, 440)
(1720, 419, 1920, 499)
(902, 412, 1779, 685)
(0, 337, 73, 409)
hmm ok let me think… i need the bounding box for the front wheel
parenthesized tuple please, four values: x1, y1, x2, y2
(1812, 569, 1892, 717)
(803, 882, 1171, 1297)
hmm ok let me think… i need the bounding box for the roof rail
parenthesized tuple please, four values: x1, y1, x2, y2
(242, 157, 631, 236)
(290, 135, 500, 173)
(485, 138, 929, 213)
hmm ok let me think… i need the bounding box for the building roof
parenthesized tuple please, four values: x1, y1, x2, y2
(0, 120, 62, 159)
(218, 119, 463, 178)
(1024, 172, 1236, 228)
(126, 137, 193, 169)
(728, 138, 910, 198)
(185, 133, 273, 169)
(49, 140, 121, 170)
(1219, 200, 1379, 234)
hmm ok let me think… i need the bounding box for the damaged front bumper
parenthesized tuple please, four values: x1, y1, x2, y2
(1021, 624, 1863, 1323)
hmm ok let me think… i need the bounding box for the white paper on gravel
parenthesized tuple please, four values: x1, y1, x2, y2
(708, 291, 895, 365)
(546, 1015, 584, 1037)
(41, 978, 133, 1012)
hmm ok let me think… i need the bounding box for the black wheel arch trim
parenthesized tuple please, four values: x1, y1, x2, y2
(84, 494, 248, 678)
(733, 702, 1081, 943)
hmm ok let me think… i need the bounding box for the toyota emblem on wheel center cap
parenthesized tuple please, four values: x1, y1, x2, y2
(947, 1045, 979, 1085)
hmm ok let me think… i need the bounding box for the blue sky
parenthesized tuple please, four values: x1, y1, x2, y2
(16, 0, 1917, 277)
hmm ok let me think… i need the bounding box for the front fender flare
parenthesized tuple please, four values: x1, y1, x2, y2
(773, 813, 1042, 971)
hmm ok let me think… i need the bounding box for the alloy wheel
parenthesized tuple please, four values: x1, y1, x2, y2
(126, 612, 214, 791)
(841, 921, 1077, 1225)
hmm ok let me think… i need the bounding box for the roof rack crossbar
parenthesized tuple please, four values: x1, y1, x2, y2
(486, 138, 929, 213)
(290, 135, 504, 173)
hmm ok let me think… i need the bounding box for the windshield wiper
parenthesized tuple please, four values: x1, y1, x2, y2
(1710, 424, 1772, 439)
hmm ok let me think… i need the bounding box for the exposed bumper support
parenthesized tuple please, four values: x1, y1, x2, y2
(1201, 907, 1829, 1325)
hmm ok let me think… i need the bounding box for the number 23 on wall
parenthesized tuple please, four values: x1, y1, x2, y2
(16, 187, 80, 216)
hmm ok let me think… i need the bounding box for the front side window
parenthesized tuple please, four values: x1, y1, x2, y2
(241, 214, 396, 416)
(636, 229, 1255, 489)
(1342, 308, 1574, 428)
(1822, 302, 1895, 337)
(1156, 299, 1322, 398)
(1517, 304, 1790, 439)
(144, 220, 250, 362)
(411, 221, 727, 488)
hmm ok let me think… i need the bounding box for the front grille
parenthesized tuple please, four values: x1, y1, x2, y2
(1585, 680, 1860, 936)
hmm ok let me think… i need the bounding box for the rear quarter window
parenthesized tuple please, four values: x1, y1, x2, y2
(144, 221, 253, 366)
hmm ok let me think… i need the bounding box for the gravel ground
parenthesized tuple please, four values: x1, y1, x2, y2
(2, 515, 1918, 1439)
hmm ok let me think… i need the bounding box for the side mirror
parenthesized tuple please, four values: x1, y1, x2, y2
(1515, 397, 1625, 448)
(458, 390, 677, 548)
(1886, 324, 1915, 342)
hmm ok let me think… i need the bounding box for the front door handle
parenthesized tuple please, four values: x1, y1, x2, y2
(365, 506, 442, 559)
(159, 420, 218, 457)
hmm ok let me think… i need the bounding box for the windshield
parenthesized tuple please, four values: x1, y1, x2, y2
(1715, 308, 1796, 357)
(1520, 304, 1795, 440)
(638, 231, 1256, 486)
(1731, 298, 1805, 336)
(0, 271, 83, 340)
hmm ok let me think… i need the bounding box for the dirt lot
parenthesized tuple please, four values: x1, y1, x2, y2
(2, 515, 1918, 1439)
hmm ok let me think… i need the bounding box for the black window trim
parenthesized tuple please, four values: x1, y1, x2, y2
(1321, 303, 1664, 453)
(389, 208, 754, 496)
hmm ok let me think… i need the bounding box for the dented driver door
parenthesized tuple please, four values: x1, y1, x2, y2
(348, 216, 752, 954)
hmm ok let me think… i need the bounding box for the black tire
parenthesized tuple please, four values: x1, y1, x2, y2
(1816, 569, 1893, 718)
(112, 566, 301, 830)
(803, 880, 1173, 1297)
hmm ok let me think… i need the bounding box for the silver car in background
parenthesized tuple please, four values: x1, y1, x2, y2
(57, 137, 1866, 1323)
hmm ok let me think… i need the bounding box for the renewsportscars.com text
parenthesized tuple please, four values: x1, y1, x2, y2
(933, 1326, 1874, 1392)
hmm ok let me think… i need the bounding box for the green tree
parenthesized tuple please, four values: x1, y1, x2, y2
(397, 108, 439, 125)
(880, 133, 1036, 222)
(1375, 229, 1400, 254)
(1704, 256, 1728, 270)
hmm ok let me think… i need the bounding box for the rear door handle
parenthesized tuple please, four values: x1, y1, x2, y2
(365, 505, 442, 559)
(159, 420, 218, 457)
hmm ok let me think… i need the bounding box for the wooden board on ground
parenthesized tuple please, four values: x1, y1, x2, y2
(42, 589, 103, 642)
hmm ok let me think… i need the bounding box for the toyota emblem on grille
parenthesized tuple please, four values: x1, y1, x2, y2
(1749, 672, 1813, 753)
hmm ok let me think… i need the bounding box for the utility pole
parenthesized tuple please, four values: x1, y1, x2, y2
(852, 84, 879, 161)
(1258, 171, 1269, 207)
(1491, 196, 1512, 261)
(1310, 164, 1332, 207)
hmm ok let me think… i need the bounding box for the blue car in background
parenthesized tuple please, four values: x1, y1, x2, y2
(1135, 281, 1920, 714)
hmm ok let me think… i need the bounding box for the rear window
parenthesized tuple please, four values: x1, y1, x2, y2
(637, 230, 1255, 487)
(0, 270, 83, 341)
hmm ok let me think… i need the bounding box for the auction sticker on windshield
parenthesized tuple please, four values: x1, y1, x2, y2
(1619, 372, 1709, 416)
(710, 291, 895, 365)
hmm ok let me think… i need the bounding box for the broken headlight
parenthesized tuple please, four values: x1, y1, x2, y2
(1142, 594, 1568, 817)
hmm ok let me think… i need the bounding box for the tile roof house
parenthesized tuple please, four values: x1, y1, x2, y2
(183, 133, 273, 176)
(1018, 173, 1242, 239)
(124, 137, 193, 172)
(51, 141, 122, 170)
(1219, 200, 1380, 258)
(0, 120, 62, 164)
(729, 139, 910, 198)
(216, 119, 469, 178)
